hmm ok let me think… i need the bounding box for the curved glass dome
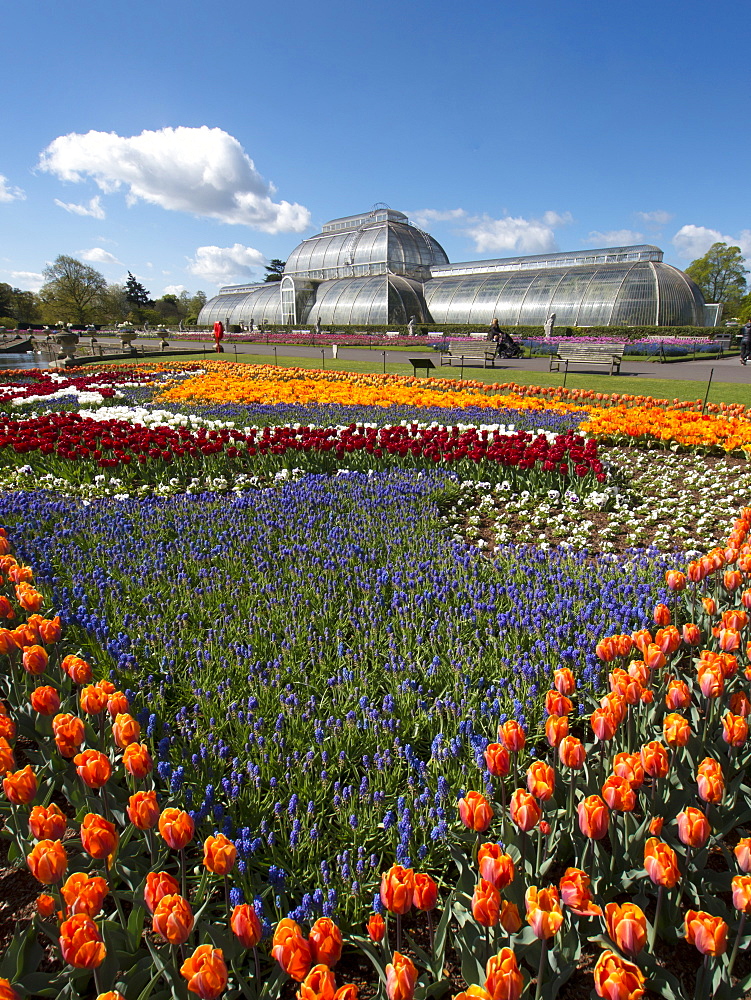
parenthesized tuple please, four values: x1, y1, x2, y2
(423, 261, 707, 328)
(299, 275, 427, 326)
(198, 283, 284, 326)
(284, 211, 448, 282)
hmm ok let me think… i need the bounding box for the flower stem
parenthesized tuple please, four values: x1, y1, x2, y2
(728, 911, 746, 977)
(534, 937, 548, 1000)
(649, 885, 664, 952)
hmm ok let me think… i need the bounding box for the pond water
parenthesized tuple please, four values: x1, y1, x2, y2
(0, 353, 50, 371)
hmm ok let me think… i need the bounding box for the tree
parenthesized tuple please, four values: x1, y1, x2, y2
(263, 260, 286, 282)
(99, 284, 131, 325)
(40, 256, 108, 325)
(125, 272, 151, 308)
(686, 243, 748, 311)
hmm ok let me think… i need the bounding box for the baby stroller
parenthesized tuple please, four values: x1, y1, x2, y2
(496, 331, 522, 359)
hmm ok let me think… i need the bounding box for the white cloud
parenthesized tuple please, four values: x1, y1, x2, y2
(463, 212, 571, 254)
(671, 224, 751, 260)
(187, 244, 267, 285)
(636, 210, 672, 226)
(162, 284, 187, 296)
(79, 247, 122, 265)
(38, 126, 311, 233)
(0, 175, 25, 203)
(9, 271, 44, 292)
(54, 195, 105, 219)
(408, 208, 468, 228)
(589, 229, 645, 246)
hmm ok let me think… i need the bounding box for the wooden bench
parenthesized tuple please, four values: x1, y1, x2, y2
(549, 343, 626, 375)
(440, 345, 497, 368)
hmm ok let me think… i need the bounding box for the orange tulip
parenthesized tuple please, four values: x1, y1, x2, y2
(718, 628, 741, 652)
(22, 644, 48, 675)
(509, 789, 541, 832)
(498, 720, 525, 752)
(731, 875, 751, 914)
(15, 583, 43, 613)
(52, 713, 85, 758)
(74, 749, 112, 789)
(643, 837, 680, 888)
(558, 868, 602, 916)
(640, 741, 669, 780)
(80, 813, 118, 861)
(526, 761, 555, 801)
(554, 667, 576, 695)
(367, 913, 386, 942)
(0, 980, 20, 1000)
(0, 596, 14, 621)
(665, 570, 686, 591)
(203, 833, 236, 876)
(684, 910, 727, 956)
(604, 902, 647, 957)
(654, 626, 681, 655)
(702, 596, 717, 615)
(122, 741, 153, 778)
(545, 714, 569, 748)
(144, 871, 180, 913)
(334, 984, 358, 1000)
(0, 715, 16, 741)
(79, 685, 109, 715)
(37, 893, 56, 918)
(158, 807, 194, 850)
(721, 712, 748, 747)
(61, 872, 108, 917)
(127, 790, 160, 830)
(653, 603, 671, 626)
(59, 913, 106, 968)
(649, 816, 664, 836)
(458, 791, 493, 832)
(0, 629, 20, 655)
(545, 689, 573, 717)
(309, 916, 343, 966)
(413, 872, 438, 911)
(729, 690, 751, 717)
(697, 758, 724, 804)
(484, 948, 523, 1000)
(676, 807, 710, 849)
(60, 654, 93, 685)
(578, 795, 609, 839)
(590, 707, 618, 742)
(385, 952, 417, 1000)
(379, 865, 414, 915)
(472, 879, 501, 926)
(272, 918, 312, 981)
(735, 838, 751, 872)
(682, 623, 702, 646)
(593, 950, 645, 1000)
(558, 734, 586, 769)
(298, 965, 336, 1000)
(95, 993, 126, 1000)
(28, 803, 66, 841)
(600, 690, 626, 723)
(663, 713, 690, 748)
(612, 752, 644, 789)
(478, 844, 514, 890)
(231, 903, 262, 948)
(112, 713, 140, 748)
(27, 839, 67, 884)
(698, 661, 724, 699)
(595, 637, 616, 662)
(30, 685, 60, 715)
(180, 944, 229, 999)
(525, 885, 563, 938)
(484, 743, 510, 777)
(499, 900, 522, 934)
(106, 691, 129, 718)
(153, 893, 194, 945)
(39, 615, 62, 644)
(3, 765, 37, 805)
(665, 678, 691, 710)
(455, 989, 490, 1000)
(602, 775, 635, 812)
(0, 738, 13, 773)
(643, 644, 666, 671)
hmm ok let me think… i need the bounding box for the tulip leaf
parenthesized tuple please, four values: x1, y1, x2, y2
(430, 892, 454, 978)
(645, 965, 684, 1000)
(347, 934, 388, 986)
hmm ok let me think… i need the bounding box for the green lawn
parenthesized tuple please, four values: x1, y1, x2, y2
(85, 351, 750, 407)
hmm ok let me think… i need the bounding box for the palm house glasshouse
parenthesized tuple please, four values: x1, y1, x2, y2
(198, 207, 717, 328)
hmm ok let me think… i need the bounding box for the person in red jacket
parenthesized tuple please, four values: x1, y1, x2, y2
(213, 321, 225, 353)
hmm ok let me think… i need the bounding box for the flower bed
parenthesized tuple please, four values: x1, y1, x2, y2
(0, 362, 748, 1000)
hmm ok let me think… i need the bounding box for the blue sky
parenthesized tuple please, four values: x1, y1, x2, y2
(2, 0, 749, 298)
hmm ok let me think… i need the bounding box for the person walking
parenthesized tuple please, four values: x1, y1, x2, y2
(740, 320, 751, 365)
